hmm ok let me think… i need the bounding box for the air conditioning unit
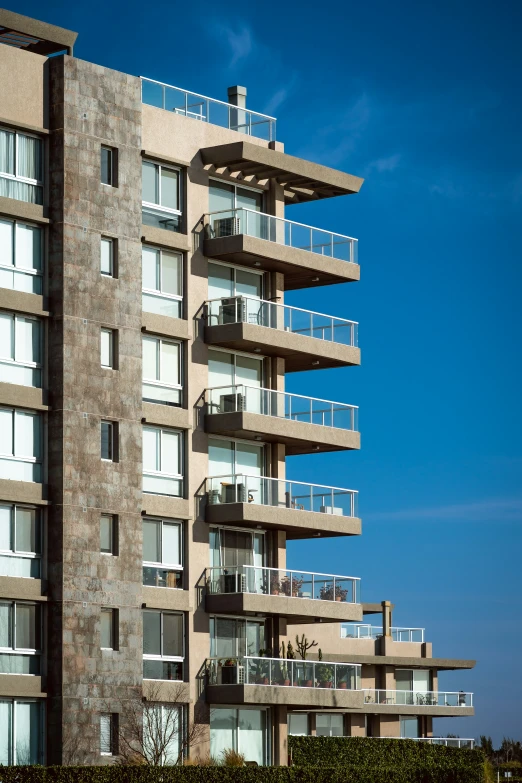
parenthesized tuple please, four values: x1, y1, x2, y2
(213, 217, 240, 238)
(219, 298, 246, 325)
(320, 505, 344, 516)
(219, 393, 245, 413)
(237, 665, 245, 684)
(221, 482, 247, 504)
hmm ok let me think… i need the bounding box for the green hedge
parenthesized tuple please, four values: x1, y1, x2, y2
(0, 765, 485, 783)
(289, 737, 485, 780)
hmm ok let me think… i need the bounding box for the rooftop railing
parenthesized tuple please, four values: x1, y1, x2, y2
(207, 656, 361, 689)
(363, 689, 473, 708)
(206, 295, 358, 347)
(206, 208, 358, 264)
(207, 474, 358, 518)
(206, 565, 360, 604)
(141, 78, 276, 141)
(206, 384, 358, 431)
(341, 624, 425, 643)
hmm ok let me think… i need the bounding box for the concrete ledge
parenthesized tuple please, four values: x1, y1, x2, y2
(205, 322, 360, 373)
(204, 234, 360, 291)
(0, 674, 45, 698)
(205, 502, 361, 540)
(0, 479, 48, 505)
(207, 683, 364, 709)
(205, 411, 360, 456)
(142, 402, 191, 430)
(142, 495, 190, 520)
(0, 577, 46, 601)
(314, 652, 476, 670)
(0, 383, 48, 411)
(0, 196, 48, 224)
(141, 149, 191, 169)
(141, 225, 191, 253)
(206, 592, 362, 624)
(0, 289, 48, 317)
(143, 680, 191, 703)
(142, 313, 190, 341)
(143, 586, 191, 612)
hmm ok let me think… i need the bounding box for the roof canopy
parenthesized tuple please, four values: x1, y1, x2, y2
(0, 8, 77, 55)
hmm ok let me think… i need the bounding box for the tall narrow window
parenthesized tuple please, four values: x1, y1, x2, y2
(100, 146, 116, 186)
(100, 713, 117, 755)
(142, 160, 182, 232)
(142, 245, 182, 318)
(101, 421, 117, 462)
(0, 408, 42, 483)
(0, 128, 43, 204)
(142, 335, 182, 405)
(0, 505, 41, 578)
(100, 237, 116, 277)
(100, 514, 117, 556)
(101, 328, 116, 369)
(0, 312, 42, 388)
(100, 608, 118, 650)
(0, 219, 43, 294)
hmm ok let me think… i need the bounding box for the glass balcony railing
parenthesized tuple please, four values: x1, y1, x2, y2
(416, 738, 475, 749)
(341, 624, 425, 642)
(363, 690, 473, 707)
(141, 78, 276, 141)
(206, 208, 358, 264)
(207, 656, 361, 689)
(207, 474, 358, 518)
(206, 565, 360, 603)
(206, 295, 358, 347)
(206, 385, 358, 431)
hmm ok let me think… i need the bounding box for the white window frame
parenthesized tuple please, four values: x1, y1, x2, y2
(142, 159, 182, 220)
(0, 311, 42, 387)
(210, 706, 270, 766)
(100, 514, 117, 556)
(100, 607, 118, 651)
(142, 244, 183, 312)
(0, 218, 43, 293)
(0, 127, 43, 202)
(142, 517, 183, 588)
(208, 258, 264, 298)
(143, 609, 184, 681)
(100, 420, 116, 462)
(315, 712, 345, 737)
(100, 236, 115, 277)
(0, 698, 44, 765)
(100, 328, 115, 369)
(142, 335, 182, 405)
(0, 407, 42, 482)
(209, 177, 265, 208)
(142, 426, 183, 497)
(0, 601, 41, 676)
(0, 504, 41, 577)
(100, 712, 116, 755)
(100, 146, 115, 187)
(209, 614, 266, 658)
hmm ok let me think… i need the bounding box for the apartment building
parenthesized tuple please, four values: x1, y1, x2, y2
(0, 9, 475, 767)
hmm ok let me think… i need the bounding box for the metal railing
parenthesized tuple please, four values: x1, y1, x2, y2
(363, 690, 473, 707)
(377, 738, 475, 748)
(207, 474, 358, 518)
(141, 78, 276, 141)
(206, 208, 358, 264)
(206, 384, 358, 431)
(206, 565, 360, 603)
(341, 624, 425, 642)
(206, 295, 358, 347)
(207, 656, 361, 689)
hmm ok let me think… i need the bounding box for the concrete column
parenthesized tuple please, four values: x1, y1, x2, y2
(349, 713, 366, 737)
(382, 600, 392, 636)
(274, 705, 288, 766)
(227, 85, 247, 134)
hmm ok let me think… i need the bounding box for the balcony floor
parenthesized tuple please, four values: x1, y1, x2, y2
(205, 592, 363, 624)
(207, 683, 364, 709)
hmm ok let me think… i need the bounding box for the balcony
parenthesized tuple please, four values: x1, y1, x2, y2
(205, 385, 359, 455)
(205, 295, 359, 372)
(204, 208, 359, 290)
(141, 78, 276, 141)
(206, 656, 363, 709)
(362, 689, 474, 717)
(342, 624, 425, 642)
(205, 565, 362, 623)
(205, 474, 360, 539)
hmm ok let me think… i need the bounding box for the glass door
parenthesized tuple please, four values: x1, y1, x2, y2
(208, 350, 263, 415)
(208, 262, 263, 326)
(210, 617, 265, 657)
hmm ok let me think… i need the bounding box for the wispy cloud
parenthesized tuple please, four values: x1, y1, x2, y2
(364, 153, 401, 175)
(295, 93, 371, 166)
(213, 23, 253, 68)
(367, 497, 522, 523)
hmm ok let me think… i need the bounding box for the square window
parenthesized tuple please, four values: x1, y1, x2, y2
(100, 514, 117, 555)
(100, 608, 118, 650)
(101, 329, 116, 369)
(101, 146, 117, 187)
(101, 421, 117, 461)
(101, 237, 116, 277)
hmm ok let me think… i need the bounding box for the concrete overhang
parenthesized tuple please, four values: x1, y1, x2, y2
(312, 653, 476, 671)
(205, 411, 360, 456)
(143, 681, 191, 703)
(205, 501, 361, 540)
(0, 674, 45, 698)
(0, 576, 46, 601)
(200, 141, 364, 204)
(205, 592, 363, 624)
(143, 586, 191, 613)
(206, 683, 364, 709)
(205, 322, 360, 373)
(359, 703, 474, 718)
(0, 9, 77, 55)
(203, 233, 360, 291)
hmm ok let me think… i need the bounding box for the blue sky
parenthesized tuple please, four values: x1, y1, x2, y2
(13, 0, 522, 744)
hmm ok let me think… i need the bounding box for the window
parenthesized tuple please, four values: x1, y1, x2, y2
(143, 610, 184, 680)
(400, 716, 420, 739)
(0, 602, 41, 675)
(208, 180, 265, 241)
(0, 699, 44, 765)
(209, 616, 265, 659)
(316, 714, 344, 737)
(142, 160, 182, 232)
(0, 408, 42, 483)
(396, 669, 431, 704)
(101, 328, 116, 369)
(143, 517, 182, 588)
(288, 713, 309, 736)
(207, 437, 264, 504)
(207, 262, 263, 325)
(142, 426, 183, 497)
(143, 704, 181, 765)
(100, 713, 117, 755)
(100, 146, 117, 187)
(100, 608, 118, 650)
(0, 505, 41, 578)
(208, 526, 265, 594)
(210, 707, 268, 766)
(0, 128, 43, 204)
(100, 514, 117, 556)
(101, 421, 118, 462)
(142, 245, 182, 318)
(142, 335, 182, 405)
(0, 312, 42, 388)
(0, 218, 43, 294)
(100, 237, 116, 277)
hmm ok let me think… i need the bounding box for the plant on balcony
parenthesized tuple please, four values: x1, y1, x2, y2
(256, 654, 270, 685)
(277, 642, 291, 685)
(319, 584, 349, 602)
(316, 648, 334, 688)
(295, 633, 318, 660)
(281, 575, 304, 597)
(270, 573, 281, 595)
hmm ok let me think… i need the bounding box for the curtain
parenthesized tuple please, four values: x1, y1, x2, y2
(162, 522, 180, 566)
(142, 337, 159, 382)
(0, 177, 42, 204)
(14, 410, 41, 460)
(0, 130, 14, 175)
(161, 251, 180, 296)
(17, 135, 42, 181)
(15, 317, 41, 365)
(210, 708, 236, 760)
(142, 246, 159, 291)
(15, 223, 42, 272)
(0, 700, 11, 764)
(238, 709, 266, 765)
(0, 603, 11, 648)
(15, 507, 38, 554)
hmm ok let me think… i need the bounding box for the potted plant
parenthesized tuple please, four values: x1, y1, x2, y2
(291, 576, 304, 597)
(270, 573, 281, 595)
(319, 584, 349, 602)
(256, 655, 270, 685)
